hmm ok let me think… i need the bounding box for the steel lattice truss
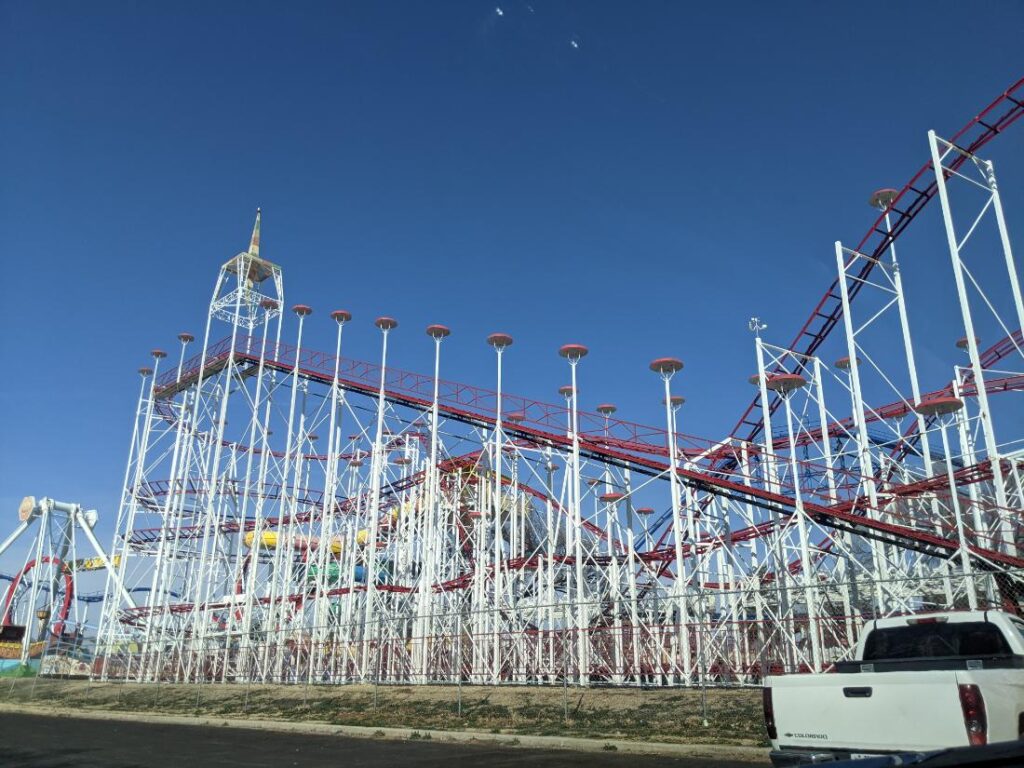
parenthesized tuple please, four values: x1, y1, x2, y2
(91, 78, 1024, 688)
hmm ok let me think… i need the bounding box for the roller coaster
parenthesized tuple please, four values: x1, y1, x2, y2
(10, 77, 1023, 688)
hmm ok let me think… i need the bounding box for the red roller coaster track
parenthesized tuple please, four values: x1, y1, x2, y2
(728, 76, 1024, 447)
(152, 334, 1024, 572)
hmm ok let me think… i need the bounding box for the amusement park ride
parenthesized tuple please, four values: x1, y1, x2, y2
(3, 78, 1024, 688)
(0, 497, 117, 673)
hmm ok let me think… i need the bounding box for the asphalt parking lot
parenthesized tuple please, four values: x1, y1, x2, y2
(0, 712, 759, 767)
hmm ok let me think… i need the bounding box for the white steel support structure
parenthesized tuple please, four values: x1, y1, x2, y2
(0, 496, 122, 672)
(91, 205, 1024, 691)
(929, 130, 1023, 557)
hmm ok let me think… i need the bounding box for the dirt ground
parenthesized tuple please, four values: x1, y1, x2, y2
(1, 678, 767, 747)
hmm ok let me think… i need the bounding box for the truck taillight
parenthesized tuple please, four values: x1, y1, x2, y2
(958, 683, 987, 746)
(763, 687, 777, 740)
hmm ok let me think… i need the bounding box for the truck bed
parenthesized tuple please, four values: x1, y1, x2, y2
(834, 654, 1024, 674)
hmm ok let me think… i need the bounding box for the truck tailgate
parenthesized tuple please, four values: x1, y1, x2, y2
(770, 672, 968, 753)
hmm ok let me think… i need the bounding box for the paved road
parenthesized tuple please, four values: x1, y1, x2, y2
(0, 712, 758, 767)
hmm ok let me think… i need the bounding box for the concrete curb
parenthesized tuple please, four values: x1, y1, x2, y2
(0, 702, 769, 762)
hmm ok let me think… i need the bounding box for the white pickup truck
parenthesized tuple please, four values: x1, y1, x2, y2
(764, 610, 1024, 766)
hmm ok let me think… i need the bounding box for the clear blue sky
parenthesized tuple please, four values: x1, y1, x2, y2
(1, 1, 1023, 552)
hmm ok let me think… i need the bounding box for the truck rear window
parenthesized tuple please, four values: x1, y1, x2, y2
(863, 621, 1011, 660)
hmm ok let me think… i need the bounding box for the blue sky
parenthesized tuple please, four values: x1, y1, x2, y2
(1, 1, 1023, 555)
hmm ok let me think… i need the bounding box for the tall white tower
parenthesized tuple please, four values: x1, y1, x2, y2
(209, 209, 284, 330)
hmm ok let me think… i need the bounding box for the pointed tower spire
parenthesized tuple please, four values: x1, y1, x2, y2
(248, 208, 261, 258)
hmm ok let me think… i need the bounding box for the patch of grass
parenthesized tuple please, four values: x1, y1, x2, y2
(0, 679, 768, 747)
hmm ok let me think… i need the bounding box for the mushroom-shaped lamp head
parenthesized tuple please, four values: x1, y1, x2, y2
(914, 396, 964, 417)
(559, 343, 589, 361)
(869, 188, 899, 210)
(650, 357, 684, 375)
(765, 373, 807, 394)
(487, 332, 513, 349)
